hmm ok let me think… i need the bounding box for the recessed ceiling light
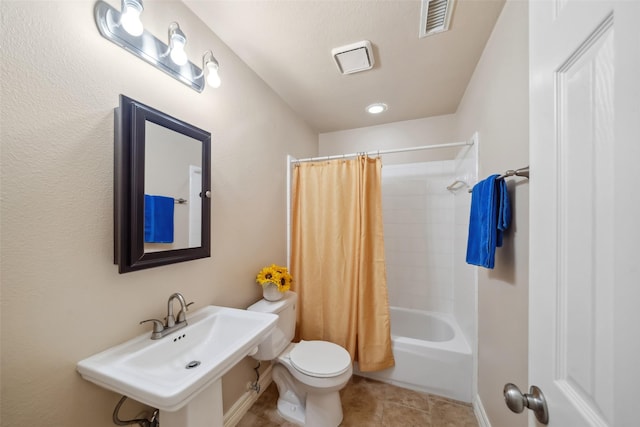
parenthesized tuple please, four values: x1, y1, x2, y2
(366, 103, 388, 114)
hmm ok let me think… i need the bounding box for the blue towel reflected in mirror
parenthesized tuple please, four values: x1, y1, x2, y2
(144, 195, 175, 243)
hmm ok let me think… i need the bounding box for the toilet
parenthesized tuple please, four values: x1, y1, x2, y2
(247, 291, 352, 427)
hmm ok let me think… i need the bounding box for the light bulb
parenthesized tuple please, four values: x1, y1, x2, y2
(170, 40, 188, 66)
(120, 1, 143, 36)
(168, 23, 188, 66)
(206, 61, 221, 88)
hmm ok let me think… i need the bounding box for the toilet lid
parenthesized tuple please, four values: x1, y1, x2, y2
(289, 340, 351, 378)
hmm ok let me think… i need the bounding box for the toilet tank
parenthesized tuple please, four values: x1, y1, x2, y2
(247, 291, 297, 360)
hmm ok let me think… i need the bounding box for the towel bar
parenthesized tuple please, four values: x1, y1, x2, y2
(467, 166, 530, 193)
(498, 166, 529, 180)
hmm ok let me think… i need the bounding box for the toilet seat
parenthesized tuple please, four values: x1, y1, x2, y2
(289, 340, 351, 378)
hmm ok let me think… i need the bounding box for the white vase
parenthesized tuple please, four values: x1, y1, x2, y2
(262, 282, 284, 301)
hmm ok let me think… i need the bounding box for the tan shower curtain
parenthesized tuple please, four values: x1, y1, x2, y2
(290, 155, 394, 372)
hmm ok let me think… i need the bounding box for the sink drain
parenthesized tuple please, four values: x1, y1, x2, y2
(185, 360, 201, 369)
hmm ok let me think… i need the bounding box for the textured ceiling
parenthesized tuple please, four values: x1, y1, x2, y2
(185, 0, 506, 133)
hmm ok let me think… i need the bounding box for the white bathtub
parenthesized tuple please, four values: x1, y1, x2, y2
(355, 307, 473, 402)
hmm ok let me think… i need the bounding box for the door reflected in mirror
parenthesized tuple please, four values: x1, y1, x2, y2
(114, 95, 211, 273)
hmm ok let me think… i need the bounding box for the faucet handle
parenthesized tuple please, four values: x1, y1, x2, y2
(177, 302, 194, 323)
(140, 319, 165, 339)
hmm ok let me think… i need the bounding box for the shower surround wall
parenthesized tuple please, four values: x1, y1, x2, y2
(381, 142, 476, 350)
(382, 161, 456, 314)
(452, 143, 477, 350)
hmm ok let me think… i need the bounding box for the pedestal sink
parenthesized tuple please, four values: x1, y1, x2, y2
(77, 306, 277, 427)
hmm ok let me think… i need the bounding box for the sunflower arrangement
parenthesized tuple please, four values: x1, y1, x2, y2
(256, 264, 292, 292)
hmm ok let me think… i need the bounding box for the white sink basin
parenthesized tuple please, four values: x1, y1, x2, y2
(77, 306, 277, 412)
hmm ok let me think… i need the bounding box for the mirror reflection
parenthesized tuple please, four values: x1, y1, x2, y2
(144, 121, 202, 252)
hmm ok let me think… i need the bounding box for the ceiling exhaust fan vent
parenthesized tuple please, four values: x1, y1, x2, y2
(419, 0, 456, 38)
(331, 40, 375, 75)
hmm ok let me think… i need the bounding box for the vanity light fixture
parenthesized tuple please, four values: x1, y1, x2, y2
(94, 1, 221, 93)
(167, 22, 188, 66)
(202, 51, 221, 88)
(120, 0, 144, 36)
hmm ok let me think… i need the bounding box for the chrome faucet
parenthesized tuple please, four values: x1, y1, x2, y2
(140, 292, 193, 340)
(166, 292, 188, 327)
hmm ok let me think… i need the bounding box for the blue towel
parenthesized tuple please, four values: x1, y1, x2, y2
(466, 175, 511, 269)
(144, 195, 175, 243)
(496, 179, 511, 247)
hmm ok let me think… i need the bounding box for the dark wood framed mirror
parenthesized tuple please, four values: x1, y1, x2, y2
(114, 95, 211, 273)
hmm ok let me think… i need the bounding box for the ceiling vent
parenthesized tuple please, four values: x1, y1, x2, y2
(331, 40, 375, 75)
(419, 0, 456, 38)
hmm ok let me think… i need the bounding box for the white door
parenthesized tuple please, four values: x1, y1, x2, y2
(189, 165, 202, 247)
(529, 0, 640, 426)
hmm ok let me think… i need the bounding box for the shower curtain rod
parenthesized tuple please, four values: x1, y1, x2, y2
(293, 140, 473, 163)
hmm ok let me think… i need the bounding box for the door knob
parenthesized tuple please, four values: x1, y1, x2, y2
(503, 383, 549, 424)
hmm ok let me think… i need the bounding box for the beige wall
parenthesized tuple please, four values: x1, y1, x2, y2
(319, 114, 458, 164)
(0, 1, 317, 426)
(455, 1, 530, 426)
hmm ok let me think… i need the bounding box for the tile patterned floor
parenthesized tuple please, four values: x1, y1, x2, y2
(237, 375, 478, 426)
